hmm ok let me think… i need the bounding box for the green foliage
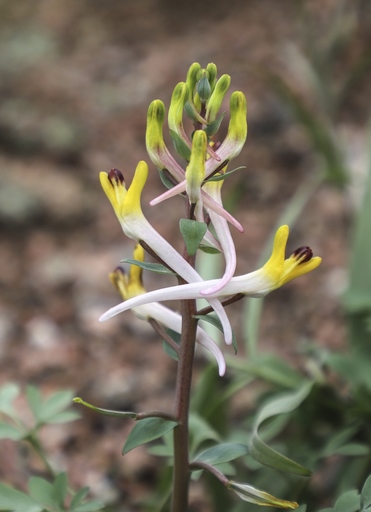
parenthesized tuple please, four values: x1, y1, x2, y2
(194, 443, 249, 466)
(0, 474, 104, 512)
(123, 417, 178, 455)
(0, 384, 80, 442)
(248, 382, 313, 476)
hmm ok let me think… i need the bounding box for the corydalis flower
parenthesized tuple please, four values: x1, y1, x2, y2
(110, 245, 226, 376)
(99, 161, 233, 345)
(99, 225, 321, 324)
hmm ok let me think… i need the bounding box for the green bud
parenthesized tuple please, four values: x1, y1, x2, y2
(206, 74, 231, 123)
(185, 62, 205, 123)
(186, 130, 207, 204)
(228, 91, 248, 148)
(186, 62, 202, 99)
(206, 62, 217, 91)
(197, 71, 212, 102)
(168, 82, 188, 132)
(146, 100, 166, 168)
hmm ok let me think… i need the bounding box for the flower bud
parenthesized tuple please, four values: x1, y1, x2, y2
(146, 100, 167, 169)
(186, 130, 207, 204)
(197, 70, 212, 102)
(206, 62, 217, 91)
(206, 74, 231, 123)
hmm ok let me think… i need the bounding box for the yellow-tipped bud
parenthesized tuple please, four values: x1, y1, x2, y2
(168, 82, 188, 133)
(146, 100, 167, 169)
(206, 62, 217, 91)
(228, 91, 247, 143)
(206, 74, 231, 123)
(186, 62, 202, 98)
(186, 130, 207, 204)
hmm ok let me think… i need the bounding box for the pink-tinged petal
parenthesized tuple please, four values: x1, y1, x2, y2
(150, 183, 244, 233)
(150, 181, 186, 206)
(202, 191, 244, 232)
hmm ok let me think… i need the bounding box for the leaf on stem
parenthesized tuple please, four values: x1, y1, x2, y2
(179, 219, 207, 256)
(123, 417, 178, 455)
(121, 259, 176, 275)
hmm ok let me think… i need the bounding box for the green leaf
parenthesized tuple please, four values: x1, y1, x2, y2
(52, 473, 68, 508)
(26, 386, 43, 422)
(321, 425, 360, 457)
(28, 477, 54, 508)
(196, 314, 238, 354)
(206, 166, 246, 183)
(38, 390, 75, 423)
(0, 383, 20, 417)
(0, 482, 43, 512)
(169, 129, 191, 161)
(0, 422, 24, 441)
(332, 443, 369, 457)
(195, 442, 249, 465)
(70, 487, 90, 510)
(361, 474, 371, 511)
(179, 219, 207, 257)
(334, 490, 360, 512)
(162, 328, 180, 361)
(121, 258, 176, 275)
(204, 112, 226, 136)
(122, 417, 178, 455)
(158, 169, 177, 190)
(249, 382, 313, 476)
(198, 245, 221, 255)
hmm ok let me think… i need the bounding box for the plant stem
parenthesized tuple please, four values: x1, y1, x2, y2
(170, 293, 198, 511)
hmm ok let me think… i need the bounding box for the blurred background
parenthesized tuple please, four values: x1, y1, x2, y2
(0, 0, 371, 510)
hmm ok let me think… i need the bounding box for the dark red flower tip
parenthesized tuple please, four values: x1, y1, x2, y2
(108, 168, 125, 185)
(292, 246, 313, 264)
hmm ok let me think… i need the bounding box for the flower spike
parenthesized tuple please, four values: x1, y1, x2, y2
(110, 246, 226, 376)
(99, 225, 322, 332)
